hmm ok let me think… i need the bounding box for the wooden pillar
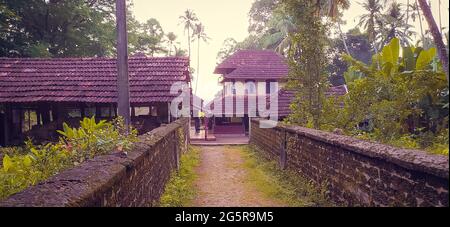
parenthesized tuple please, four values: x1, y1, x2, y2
(41, 104, 51, 124)
(80, 104, 85, 118)
(18, 108, 23, 134)
(36, 108, 42, 125)
(95, 105, 102, 119)
(113, 104, 118, 118)
(168, 102, 171, 123)
(2, 104, 10, 146)
(131, 106, 136, 118)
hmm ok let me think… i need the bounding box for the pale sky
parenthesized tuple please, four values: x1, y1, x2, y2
(131, 0, 449, 102)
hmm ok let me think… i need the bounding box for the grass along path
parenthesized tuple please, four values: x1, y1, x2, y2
(159, 146, 201, 207)
(159, 145, 331, 207)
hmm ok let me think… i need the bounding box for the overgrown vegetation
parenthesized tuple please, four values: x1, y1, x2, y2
(242, 146, 332, 207)
(0, 116, 138, 200)
(0, 0, 187, 57)
(159, 146, 200, 207)
(320, 38, 449, 155)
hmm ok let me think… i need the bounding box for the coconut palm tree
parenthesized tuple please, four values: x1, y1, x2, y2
(324, 0, 351, 55)
(417, 0, 449, 82)
(166, 32, 177, 56)
(379, 2, 414, 47)
(192, 23, 210, 96)
(357, 0, 384, 53)
(179, 9, 198, 59)
(261, 9, 296, 55)
(410, 0, 425, 43)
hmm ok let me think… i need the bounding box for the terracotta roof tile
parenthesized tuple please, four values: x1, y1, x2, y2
(214, 50, 288, 76)
(0, 56, 190, 104)
(277, 85, 348, 117)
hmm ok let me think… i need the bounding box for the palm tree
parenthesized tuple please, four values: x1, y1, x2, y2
(261, 9, 295, 55)
(357, 0, 384, 53)
(179, 9, 198, 59)
(324, 0, 351, 55)
(380, 2, 414, 47)
(166, 32, 177, 56)
(192, 23, 210, 96)
(411, 0, 425, 43)
(417, 0, 449, 82)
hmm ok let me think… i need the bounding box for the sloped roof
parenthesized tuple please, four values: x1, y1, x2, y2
(0, 56, 190, 104)
(214, 50, 288, 77)
(222, 66, 289, 81)
(277, 85, 348, 117)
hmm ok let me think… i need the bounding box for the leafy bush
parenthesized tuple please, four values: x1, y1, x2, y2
(0, 116, 138, 200)
(317, 38, 449, 155)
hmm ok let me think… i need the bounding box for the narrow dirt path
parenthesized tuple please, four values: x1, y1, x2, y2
(191, 146, 286, 207)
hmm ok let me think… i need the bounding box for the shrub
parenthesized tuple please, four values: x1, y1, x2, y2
(0, 116, 138, 200)
(315, 38, 449, 155)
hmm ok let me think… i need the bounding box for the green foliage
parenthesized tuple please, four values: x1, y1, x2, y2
(283, 0, 331, 129)
(0, 117, 138, 200)
(325, 38, 449, 154)
(159, 146, 200, 207)
(242, 146, 332, 207)
(0, 0, 174, 57)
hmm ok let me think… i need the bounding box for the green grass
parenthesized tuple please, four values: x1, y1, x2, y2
(240, 145, 333, 207)
(158, 146, 200, 207)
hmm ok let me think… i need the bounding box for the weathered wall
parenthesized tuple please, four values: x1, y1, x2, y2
(0, 118, 189, 207)
(250, 119, 449, 207)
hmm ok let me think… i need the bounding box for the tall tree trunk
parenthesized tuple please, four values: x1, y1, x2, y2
(187, 27, 191, 59)
(404, 0, 410, 35)
(417, 0, 449, 82)
(415, 0, 425, 43)
(195, 36, 200, 96)
(337, 22, 351, 56)
(438, 0, 442, 34)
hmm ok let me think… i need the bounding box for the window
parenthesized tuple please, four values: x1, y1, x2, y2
(100, 107, 111, 117)
(135, 107, 150, 116)
(84, 107, 96, 117)
(67, 108, 81, 118)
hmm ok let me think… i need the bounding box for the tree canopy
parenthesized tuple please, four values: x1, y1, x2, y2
(0, 0, 185, 58)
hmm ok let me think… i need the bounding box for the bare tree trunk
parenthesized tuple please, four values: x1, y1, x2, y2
(404, 0, 410, 35)
(417, 0, 449, 82)
(116, 0, 131, 129)
(438, 0, 442, 34)
(195, 36, 200, 96)
(188, 28, 191, 59)
(337, 22, 351, 56)
(415, 0, 425, 43)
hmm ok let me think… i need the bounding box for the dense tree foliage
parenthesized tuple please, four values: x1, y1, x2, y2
(328, 38, 448, 154)
(0, 0, 184, 57)
(221, 0, 448, 153)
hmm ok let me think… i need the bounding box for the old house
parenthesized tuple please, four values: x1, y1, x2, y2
(0, 56, 190, 146)
(206, 49, 347, 137)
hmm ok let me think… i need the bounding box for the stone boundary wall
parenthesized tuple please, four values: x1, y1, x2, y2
(250, 119, 449, 207)
(0, 118, 189, 207)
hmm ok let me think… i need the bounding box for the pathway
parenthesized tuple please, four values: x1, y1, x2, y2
(191, 146, 286, 207)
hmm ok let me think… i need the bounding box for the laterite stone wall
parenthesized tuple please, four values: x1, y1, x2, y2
(0, 118, 189, 207)
(250, 119, 449, 207)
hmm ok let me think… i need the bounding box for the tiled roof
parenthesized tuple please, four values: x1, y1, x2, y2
(214, 50, 288, 76)
(222, 66, 288, 81)
(204, 85, 348, 118)
(0, 56, 190, 104)
(277, 85, 348, 117)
